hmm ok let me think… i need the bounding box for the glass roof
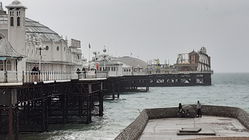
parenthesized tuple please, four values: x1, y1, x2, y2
(25, 18, 62, 41)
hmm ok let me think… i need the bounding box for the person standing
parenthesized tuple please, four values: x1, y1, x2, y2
(197, 100, 202, 117)
(178, 103, 185, 117)
(178, 103, 183, 112)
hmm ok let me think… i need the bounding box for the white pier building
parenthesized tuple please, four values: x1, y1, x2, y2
(0, 1, 83, 82)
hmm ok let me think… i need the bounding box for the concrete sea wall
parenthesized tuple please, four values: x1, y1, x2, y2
(115, 105, 249, 140)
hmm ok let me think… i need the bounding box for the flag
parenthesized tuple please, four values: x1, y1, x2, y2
(89, 43, 91, 49)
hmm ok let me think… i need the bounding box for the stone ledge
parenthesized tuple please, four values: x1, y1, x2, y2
(115, 105, 249, 140)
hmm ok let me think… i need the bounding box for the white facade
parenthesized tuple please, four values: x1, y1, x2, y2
(91, 52, 148, 76)
(197, 47, 211, 72)
(0, 1, 83, 82)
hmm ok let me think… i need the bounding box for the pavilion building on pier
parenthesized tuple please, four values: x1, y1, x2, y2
(0, 0, 83, 83)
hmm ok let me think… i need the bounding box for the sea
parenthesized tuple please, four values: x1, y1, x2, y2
(21, 73, 249, 140)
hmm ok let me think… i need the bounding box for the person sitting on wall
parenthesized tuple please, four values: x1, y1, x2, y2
(185, 109, 191, 118)
(177, 103, 185, 117)
(196, 100, 202, 118)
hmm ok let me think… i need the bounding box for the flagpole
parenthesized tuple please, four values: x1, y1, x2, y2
(88, 43, 91, 69)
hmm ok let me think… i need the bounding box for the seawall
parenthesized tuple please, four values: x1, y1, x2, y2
(115, 105, 249, 140)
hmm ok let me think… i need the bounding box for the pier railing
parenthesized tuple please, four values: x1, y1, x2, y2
(22, 71, 77, 83)
(22, 71, 108, 83)
(0, 71, 18, 83)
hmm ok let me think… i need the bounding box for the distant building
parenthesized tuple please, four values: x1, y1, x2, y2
(175, 47, 211, 72)
(0, 1, 83, 82)
(90, 51, 147, 76)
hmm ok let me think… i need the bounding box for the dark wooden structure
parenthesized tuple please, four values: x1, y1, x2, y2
(103, 72, 212, 99)
(0, 72, 212, 140)
(0, 79, 104, 140)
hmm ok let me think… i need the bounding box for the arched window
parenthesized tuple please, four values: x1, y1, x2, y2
(46, 46, 49, 50)
(17, 17, 20, 26)
(6, 60, 11, 71)
(57, 46, 59, 51)
(10, 17, 14, 26)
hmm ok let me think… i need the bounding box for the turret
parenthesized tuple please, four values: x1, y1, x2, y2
(6, 0, 26, 55)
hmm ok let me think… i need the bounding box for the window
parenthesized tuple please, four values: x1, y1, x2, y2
(6, 60, 11, 71)
(57, 46, 59, 51)
(46, 46, 49, 50)
(17, 17, 20, 26)
(10, 17, 14, 26)
(0, 60, 3, 71)
(10, 11, 14, 16)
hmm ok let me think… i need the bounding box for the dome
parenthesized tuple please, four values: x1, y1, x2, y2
(199, 47, 207, 54)
(6, 0, 27, 9)
(115, 56, 147, 68)
(25, 18, 62, 41)
(12, 0, 21, 5)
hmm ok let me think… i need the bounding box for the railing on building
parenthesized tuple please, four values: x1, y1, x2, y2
(0, 71, 18, 83)
(22, 71, 76, 83)
(22, 71, 109, 83)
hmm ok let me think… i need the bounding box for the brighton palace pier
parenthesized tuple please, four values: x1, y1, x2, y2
(0, 1, 212, 140)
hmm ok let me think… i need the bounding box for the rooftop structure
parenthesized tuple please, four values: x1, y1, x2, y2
(175, 47, 211, 72)
(0, 37, 22, 58)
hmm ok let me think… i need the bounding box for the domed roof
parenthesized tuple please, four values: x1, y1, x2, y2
(199, 47, 207, 54)
(12, 0, 21, 5)
(115, 56, 147, 68)
(6, 0, 27, 9)
(25, 18, 62, 41)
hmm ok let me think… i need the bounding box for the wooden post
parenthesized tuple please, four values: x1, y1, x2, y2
(8, 106, 15, 140)
(99, 82, 104, 116)
(87, 84, 92, 123)
(42, 98, 48, 131)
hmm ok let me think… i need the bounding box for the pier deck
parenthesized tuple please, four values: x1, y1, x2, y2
(139, 116, 249, 140)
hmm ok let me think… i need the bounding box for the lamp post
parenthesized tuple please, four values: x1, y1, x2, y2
(103, 48, 107, 71)
(35, 44, 45, 71)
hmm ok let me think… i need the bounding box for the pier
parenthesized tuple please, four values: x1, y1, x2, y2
(103, 72, 212, 99)
(0, 70, 212, 140)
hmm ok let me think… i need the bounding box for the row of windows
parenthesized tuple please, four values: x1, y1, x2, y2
(0, 60, 12, 71)
(9, 11, 21, 16)
(99, 67, 118, 71)
(27, 45, 75, 60)
(45, 46, 65, 51)
(10, 17, 21, 26)
(123, 69, 131, 72)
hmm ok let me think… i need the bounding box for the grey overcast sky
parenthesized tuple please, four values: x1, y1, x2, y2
(1, 0, 249, 73)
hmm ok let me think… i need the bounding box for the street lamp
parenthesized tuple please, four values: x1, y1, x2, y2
(35, 44, 46, 71)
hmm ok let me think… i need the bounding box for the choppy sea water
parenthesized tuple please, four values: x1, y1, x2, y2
(21, 73, 249, 140)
